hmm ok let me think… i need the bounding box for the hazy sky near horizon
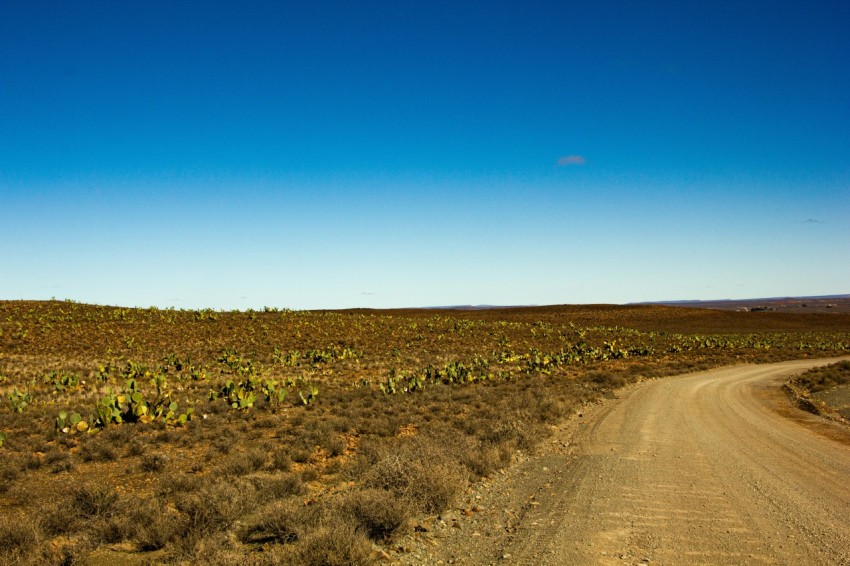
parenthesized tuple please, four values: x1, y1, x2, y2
(2, 0, 849, 310)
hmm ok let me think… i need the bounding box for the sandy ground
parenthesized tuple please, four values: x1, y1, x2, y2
(394, 358, 850, 565)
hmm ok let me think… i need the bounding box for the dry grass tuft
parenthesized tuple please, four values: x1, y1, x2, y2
(364, 434, 468, 514)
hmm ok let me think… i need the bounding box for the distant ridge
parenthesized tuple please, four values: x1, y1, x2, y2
(631, 294, 850, 314)
(423, 305, 530, 310)
(633, 294, 850, 305)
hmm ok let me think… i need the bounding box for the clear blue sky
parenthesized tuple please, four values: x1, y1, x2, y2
(2, 0, 848, 309)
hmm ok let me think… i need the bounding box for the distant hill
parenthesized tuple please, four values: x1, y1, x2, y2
(424, 305, 527, 310)
(634, 294, 850, 314)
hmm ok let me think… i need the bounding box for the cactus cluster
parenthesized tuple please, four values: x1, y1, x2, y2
(210, 376, 292, 409)
(46, 371, 80, 392)
(99, 378, 192, 427)
(379, 369, 423, 395)
(298, 385, 319, 405)
(96, 361, 120, 382)
(273, 347, 301, 367)
(213, 379, 257, 410)
(217, 348, 260, 376)
(262, 379, 288, 405)
(273, 344, 359, 368)
(7, 388, 33, 413)
(56, 375, 193, 435)
(55, 410, 89, 433)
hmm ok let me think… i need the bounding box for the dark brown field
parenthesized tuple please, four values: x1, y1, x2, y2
(645, 295, 850, 314)
(0, 300, 848, 565)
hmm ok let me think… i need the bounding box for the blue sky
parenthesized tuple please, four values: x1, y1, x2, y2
(2, 0, 848, 309)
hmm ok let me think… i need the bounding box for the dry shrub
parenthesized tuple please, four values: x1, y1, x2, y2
(364, 434, 468, 514)
(21, 453, 42, 471)
(356, 413, 402, 437)
(44, 448, 69, 466)
(238, 499, 306, 544)
(215, 452, 256, 477)
(239, 493, 378, 565)
(249, 472, 305, 499)
(72, 483, 118, 518)
(44, 448, 72, 474)
(269, 447, 292, 472)
(793, 360, 850, 393)
(463, 443, 511, 478)
(176, 477, 256, 538)
(173, 535, 244, 566)
(130, 496, 180, 551)
(294, 519, 372, 566)
(158, 473, 201, 497)
(290, 421, 346, 459)
(290, 447, 312, 463)
(0, 515, 40, 565)
(0, 461, 19, 494)
(341, 488, 411, 541)
(585, 370, 627, 389)
(38, 502, 77, 537)
(342, 437, 389, 481)
(245, 447, 268, 470)
(98, 422, 135, 444)
(534, 395, 568, 423)
(140, 453, 168, 472)
(59, 485, 125, 545)
(96, 515, 134, 545)
(323, 434, 346, 457)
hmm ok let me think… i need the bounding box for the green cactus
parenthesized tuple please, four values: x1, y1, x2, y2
(189, 366, 207, 381)
(0, 431, 7, 448)
(298, 385, 319, 405)
(273, 347, 301, 367)
(261, 379, 288, 405)
(55, 410, 68, 432)
(212, 379, 256, 410)
(55, 411, 89, 434)
(405, 374, 424, 393)
(235, 389, 256, 409)
(151, 373, 167, 397)
(46, 371, 79, 392)
(176, 408, 194, 425)
(7, 388, 32, 413)
(379, 375, 397, 395)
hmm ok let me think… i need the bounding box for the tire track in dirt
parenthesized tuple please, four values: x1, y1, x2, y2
(398, 358, 850, 565)
(502, 358, 850, 565)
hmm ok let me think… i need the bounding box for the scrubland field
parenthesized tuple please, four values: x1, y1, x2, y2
(1, 300, 848, 565)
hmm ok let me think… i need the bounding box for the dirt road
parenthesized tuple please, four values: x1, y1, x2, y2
(399, 359, 850, 565)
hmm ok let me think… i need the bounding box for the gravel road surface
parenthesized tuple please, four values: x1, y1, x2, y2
(397, 359, 850, 565)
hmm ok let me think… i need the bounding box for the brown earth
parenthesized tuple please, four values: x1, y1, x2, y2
(2, 302, 848, 563)
(395, 358, 850, 565)
(643, 296, 850, 315)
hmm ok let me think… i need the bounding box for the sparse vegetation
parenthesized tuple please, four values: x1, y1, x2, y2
(0, 299, 847, 563)
(786, 360, 850, 421)
(790, 360, 850, 393)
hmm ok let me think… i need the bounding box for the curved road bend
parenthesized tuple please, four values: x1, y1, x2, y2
(504, 358, 850, 565)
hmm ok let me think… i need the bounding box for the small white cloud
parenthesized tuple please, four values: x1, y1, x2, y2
(361, 292, 376, 296)
(557, 155, 586, 166)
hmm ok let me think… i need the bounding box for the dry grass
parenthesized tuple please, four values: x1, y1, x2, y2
(0, 515, 41, 566)
(0, 300, 847, 562)
(786, 360, 850, 421)
(790, 360, 850, 393)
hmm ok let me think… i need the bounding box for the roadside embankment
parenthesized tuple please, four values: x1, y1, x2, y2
(784, 359, 850, 425)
